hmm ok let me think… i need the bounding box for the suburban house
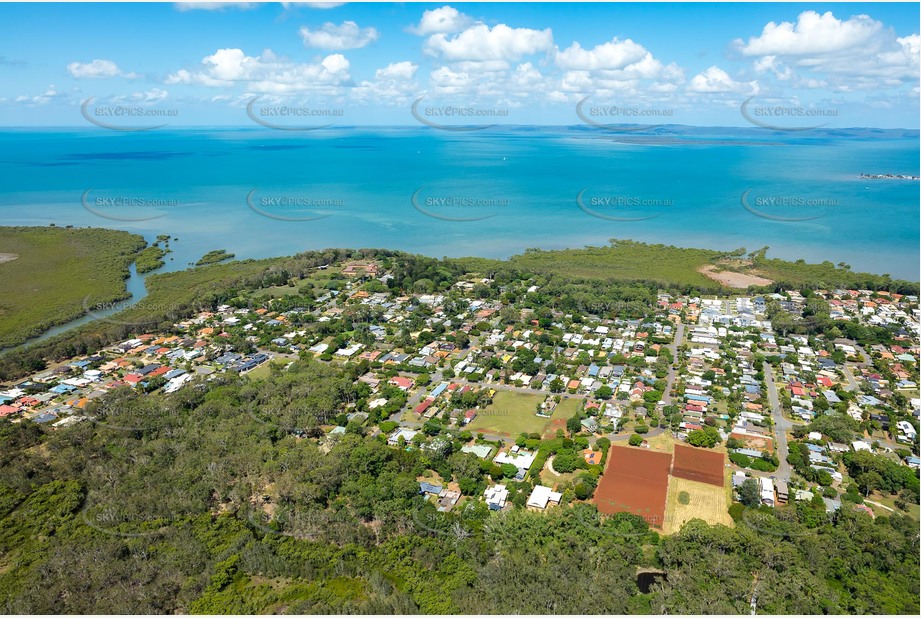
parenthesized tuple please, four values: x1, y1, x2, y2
(526, 485, 562, 510)
(484, 484, 509, 511)
(775, 479, 789, 504)
(387, 427, 419, 445)
(759, 477, 775, 507)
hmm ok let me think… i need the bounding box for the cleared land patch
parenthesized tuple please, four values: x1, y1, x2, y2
(594, 445, 671, 529)
(664, 475, 733, 534)
(466, 391, 558, 437)
(698, 265, 773, 288)
(672, 444, 725, 487)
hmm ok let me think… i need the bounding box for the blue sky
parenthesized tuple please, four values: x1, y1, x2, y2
(0, 1, 918, 128)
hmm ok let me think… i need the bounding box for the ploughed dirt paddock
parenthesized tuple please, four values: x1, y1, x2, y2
(672, 444, 725, 487)
(594, 446, 672, 529)
(663, 476, 733, 534)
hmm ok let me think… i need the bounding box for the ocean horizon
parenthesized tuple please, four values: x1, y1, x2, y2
(1, 125, 918, 281)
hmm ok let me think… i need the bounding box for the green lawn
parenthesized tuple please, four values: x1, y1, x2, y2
(0, 226, 147, 349)
(555, 397, 583, 417)
(866, 492, 920, 521)
(467, 391, 560, 437)
(246, 360, 286, 381)
(540, 461, 580, 489)
(252, 267, 346, 300)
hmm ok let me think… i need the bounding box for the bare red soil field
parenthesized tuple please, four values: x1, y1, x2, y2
(594, 446, 672, 529)
(672, 444, 725, 487)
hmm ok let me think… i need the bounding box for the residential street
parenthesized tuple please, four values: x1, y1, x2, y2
(762, 360, 793, 482)
(661, 321, 684, 406)
(841, 364, 860, 392)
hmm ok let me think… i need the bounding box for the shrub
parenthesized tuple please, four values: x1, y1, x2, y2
(728, 502, 745, 522)
(729, 452, 753, 468)
(687, 428, 718, 448)
(678, 491, 691, 505)
(629, 434, 644, 447)
(749, 458, 777, 472)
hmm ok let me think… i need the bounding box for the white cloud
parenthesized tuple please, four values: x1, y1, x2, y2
(410, 5, 471, 36)
(283, 2, 345, 8)
(175, 2, 257, 11)
(113, 88, 170, 104)
(429, 65, 473, 95)
(321, 53, 349, 73)
(376, 60, 417, 81)
(555, 38, 648, 71)
(300, 21, 378, 50)
(688, 66, 756, 94)
(544, 36, 687, 102)
(166, 48, 351, 94)
(67, 59, 138, 79)
(15, 84, 64, 105)
(735, 11, 918, 91)
(424, 23, 553, 62)
(752, 55, 793, 81)
(352, 61, 418, 104)
(737, 11, 881, 56)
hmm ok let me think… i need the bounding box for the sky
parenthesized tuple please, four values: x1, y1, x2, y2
(0, 1, 918, 128)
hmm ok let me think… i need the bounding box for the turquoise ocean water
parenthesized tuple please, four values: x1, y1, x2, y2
(0, 126, 918, 280)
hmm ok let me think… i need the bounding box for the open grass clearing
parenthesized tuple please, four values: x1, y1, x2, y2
(467, 390, 559, 437)
(664, 476, 733, 535)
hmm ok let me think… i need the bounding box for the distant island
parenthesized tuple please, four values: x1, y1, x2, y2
(196, 249, 235, 266)
(859, 173, 920, 180)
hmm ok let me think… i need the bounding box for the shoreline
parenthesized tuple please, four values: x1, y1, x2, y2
(0, 226, 918, 357)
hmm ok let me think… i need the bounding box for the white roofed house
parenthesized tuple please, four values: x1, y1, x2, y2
(896, 420, 917, 441)
(526, 485, 562, 510)
(484, 484, 509, 511)
(759, 477, 775, 507)
(493, 448, 536, 480)
(387, 427, 419, 446)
